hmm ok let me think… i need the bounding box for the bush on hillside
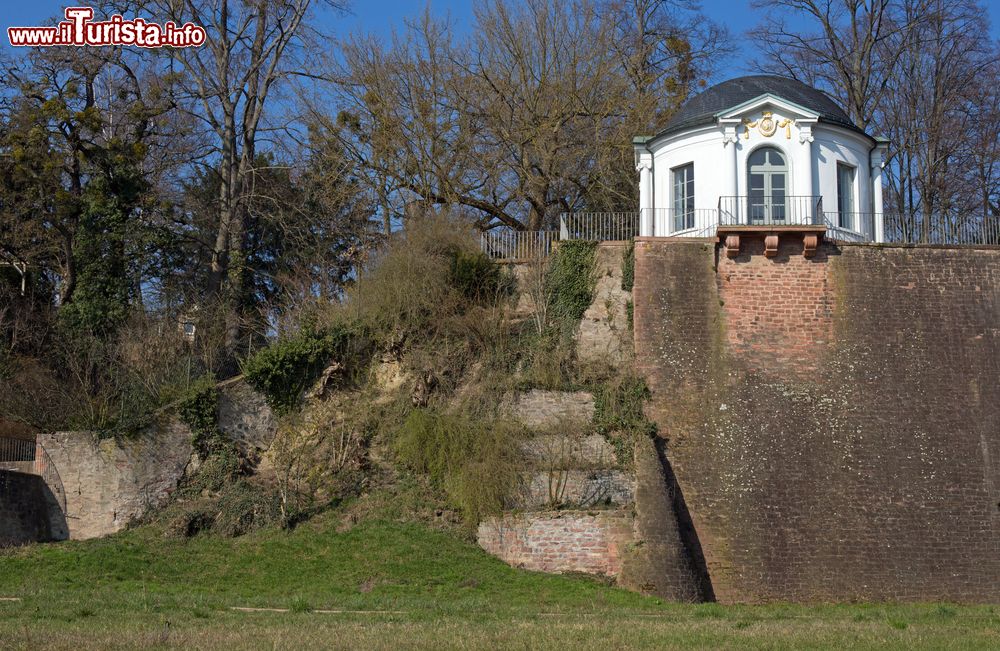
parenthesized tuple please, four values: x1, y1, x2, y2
(340, 217, 511, 354)
(447, 248, 513, 302)
(242, 326, 354, 414)
(213, 479, 283, 537)
(395, 409, 525, 528)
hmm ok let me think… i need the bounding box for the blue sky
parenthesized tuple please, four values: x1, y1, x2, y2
(4, 0, 1000, 77)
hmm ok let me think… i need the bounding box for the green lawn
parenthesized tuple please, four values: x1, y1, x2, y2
(0, 515, 997, 650)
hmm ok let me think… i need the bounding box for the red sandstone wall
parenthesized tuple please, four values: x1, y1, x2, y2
(477, 511, 633, 576)
(633, 235, 1000, 603)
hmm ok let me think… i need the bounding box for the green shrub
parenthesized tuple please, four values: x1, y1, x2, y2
(187, 448, 243, 493)
(546, 241, 597, 328)
(592, 375, 657, 465)
(164, 507, 214, 539)
(621, 241, 635, 292)
(214, 479, 283, 537)
(241, 326, 352, 414)
(447, 248, 511, 302)
(516, 328, 576, 391)
(177, 374, 222, 457)
(395, 409, 524, 528)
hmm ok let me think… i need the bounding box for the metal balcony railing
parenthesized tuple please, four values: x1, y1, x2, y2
(718, 196, 823, 227)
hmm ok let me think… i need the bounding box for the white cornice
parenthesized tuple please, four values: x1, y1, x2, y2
(715, 93, 821, 121)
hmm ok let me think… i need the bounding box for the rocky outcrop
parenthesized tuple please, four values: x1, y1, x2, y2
(575, 242, 632, 367)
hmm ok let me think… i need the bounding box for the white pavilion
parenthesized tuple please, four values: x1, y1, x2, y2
(634, 75, 888, 249)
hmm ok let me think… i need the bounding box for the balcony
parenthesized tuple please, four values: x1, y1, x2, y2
(717, 196, 823, 228)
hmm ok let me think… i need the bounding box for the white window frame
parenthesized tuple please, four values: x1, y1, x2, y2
(837, 162, 857, 230)
(671, 163, 695, 232)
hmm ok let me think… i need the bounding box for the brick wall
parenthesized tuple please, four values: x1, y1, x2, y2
(632, 234, 1000, 603)
(477, 510, 633, 576)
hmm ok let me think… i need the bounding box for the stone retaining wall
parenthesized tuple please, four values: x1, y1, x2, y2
(477, 510, 633, 576)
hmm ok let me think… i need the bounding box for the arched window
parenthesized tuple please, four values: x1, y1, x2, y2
(747, 147, 787, 224)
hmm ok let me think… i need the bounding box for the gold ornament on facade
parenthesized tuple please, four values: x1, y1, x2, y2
(742, 111, 795, 139)
(759, 111, 777, 136)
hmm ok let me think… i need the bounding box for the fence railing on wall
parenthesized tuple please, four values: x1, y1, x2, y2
(0, 436, 67, 515)
(479, 209, 1000, 259)
(480, 230, 558, 262)
(559, 212, 639, 241)
(883, 213, 1000, 246)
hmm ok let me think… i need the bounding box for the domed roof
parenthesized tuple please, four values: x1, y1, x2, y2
(654, 75, 862, 139)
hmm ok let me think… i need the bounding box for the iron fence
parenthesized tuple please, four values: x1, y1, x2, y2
(0, 436, 67, 515)
(480, 230, 558, 261)
(559, 212, 639, 241)
(637, 208, 720, 237)
(820, 212, 875, 242)
(480, 209, 1000, 259)
(883, 213, 1000, 246)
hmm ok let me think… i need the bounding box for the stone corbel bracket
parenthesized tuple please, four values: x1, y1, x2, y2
(764, 234, 780, 258)
(724, 234, 741, 258)
(802, 233, 820, 258)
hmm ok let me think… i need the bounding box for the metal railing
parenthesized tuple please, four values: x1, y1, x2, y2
(559, 212, 639, 241)
(0, 436, 67, 515)
(480, 207, 1000, 259)
(638, 208, 719, 237)
(883, 213, 1000, 246)
(480, 230, 558, 261)
(718, 196, 823, 227)
(821, 212, 875, 242)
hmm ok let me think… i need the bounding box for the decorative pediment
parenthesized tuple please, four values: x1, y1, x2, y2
(715, 93, 819, 142)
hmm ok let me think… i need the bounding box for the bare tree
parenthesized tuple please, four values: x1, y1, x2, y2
(749, 0, 916, 129)
(134, 0, 347, 348)
(334, 0, 725, 233)
(749, 0, 1000, 240)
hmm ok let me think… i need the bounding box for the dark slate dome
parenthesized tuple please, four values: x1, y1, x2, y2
(657, 75, 860, 138)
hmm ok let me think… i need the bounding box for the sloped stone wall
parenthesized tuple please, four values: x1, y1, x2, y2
(26, 378, 276, 541)
(39, 421, 194, 540)
(632, 235, 1000, 603)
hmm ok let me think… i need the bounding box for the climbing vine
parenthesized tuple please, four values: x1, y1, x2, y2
(592, 374, 657, 465)
(545, 240, 598, 331)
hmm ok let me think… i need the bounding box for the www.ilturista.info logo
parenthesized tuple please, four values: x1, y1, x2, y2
(8, 7, 206, 47)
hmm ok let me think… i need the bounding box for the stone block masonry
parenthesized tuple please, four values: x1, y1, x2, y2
(632, 234, 1000, 603)
(509, 390, 595, 430)
(477, 510, 633, 576)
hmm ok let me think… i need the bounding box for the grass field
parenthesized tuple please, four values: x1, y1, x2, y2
(0, 514, 997, 650)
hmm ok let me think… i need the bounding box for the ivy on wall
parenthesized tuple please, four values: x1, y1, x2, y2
(546, 240, 598, 330)
(621, 241, 635, 292)
(592, 375, 657, 466)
